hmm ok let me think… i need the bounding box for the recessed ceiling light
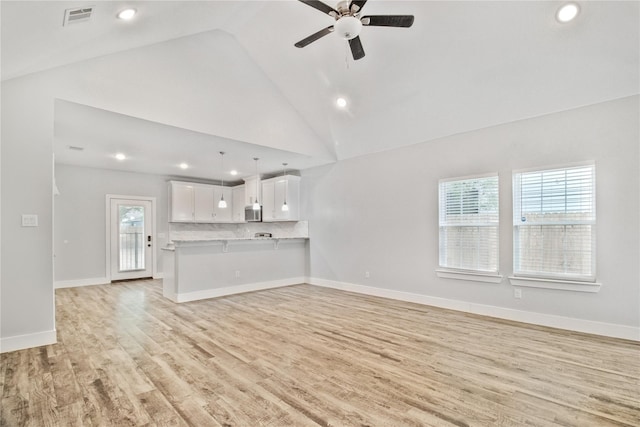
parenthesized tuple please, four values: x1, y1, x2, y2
(115, 153, 126, 161)
(117, 8, 137, 20)
(179, 163, 189, 169)
(336, 97, 347, 108)
(230, 170, 238, 176)
(556, 3, 580, 23)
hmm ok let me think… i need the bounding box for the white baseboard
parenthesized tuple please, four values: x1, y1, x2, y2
(0, 329, 57, 353)
(173, 277, 307, 303)
(54, 277, 109, 289)
(308, 277, 640, 342)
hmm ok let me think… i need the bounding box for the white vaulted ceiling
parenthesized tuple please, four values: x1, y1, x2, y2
(2, 1, 638, 180)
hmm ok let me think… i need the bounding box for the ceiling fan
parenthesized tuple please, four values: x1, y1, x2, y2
(294, 0, 414, 60)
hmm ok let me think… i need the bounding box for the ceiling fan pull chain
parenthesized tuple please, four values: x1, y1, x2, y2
(345, 43, 350, 70)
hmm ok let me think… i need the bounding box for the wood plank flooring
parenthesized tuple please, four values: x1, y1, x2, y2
(1, 279, 639, 426)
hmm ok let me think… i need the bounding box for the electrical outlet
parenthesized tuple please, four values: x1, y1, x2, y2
(514, 288, 522, 299)
(365, 271, 370, 279)
(235, 270, 240, 278)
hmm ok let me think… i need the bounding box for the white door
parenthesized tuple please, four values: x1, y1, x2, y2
(109, 198, 154, 281)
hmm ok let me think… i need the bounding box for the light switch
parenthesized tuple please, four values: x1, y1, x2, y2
(21, 214, 38, 227)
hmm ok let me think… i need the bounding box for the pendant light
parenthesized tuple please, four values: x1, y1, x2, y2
(218, 151, 227, 209)
(252, 157, 261, 211)
(281, 163, 289, 212)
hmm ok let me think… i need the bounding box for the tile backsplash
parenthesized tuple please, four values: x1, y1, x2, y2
(169, 221, 308, 241)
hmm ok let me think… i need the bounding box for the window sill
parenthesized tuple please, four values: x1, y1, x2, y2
(436, 269, 503, 284)
(508, 276, 601, 293)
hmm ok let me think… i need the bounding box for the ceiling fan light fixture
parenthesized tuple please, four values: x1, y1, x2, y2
(334, 16, 362, 40)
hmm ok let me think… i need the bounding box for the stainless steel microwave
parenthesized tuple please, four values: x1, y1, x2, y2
(244, 206, 262, 222)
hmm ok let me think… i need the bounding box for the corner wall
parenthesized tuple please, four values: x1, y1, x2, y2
(302, 96, 640, 339)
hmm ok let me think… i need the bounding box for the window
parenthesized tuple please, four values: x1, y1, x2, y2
(439, 175, 499, 273)
(513, 164, 595, 282)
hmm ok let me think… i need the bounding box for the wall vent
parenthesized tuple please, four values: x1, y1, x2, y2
(63, 7, 93, 26)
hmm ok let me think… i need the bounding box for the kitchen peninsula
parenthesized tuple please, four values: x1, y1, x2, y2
(162, 221, 309, 302)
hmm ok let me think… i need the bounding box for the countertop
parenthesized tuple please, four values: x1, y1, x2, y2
(162, 236, 308, 251)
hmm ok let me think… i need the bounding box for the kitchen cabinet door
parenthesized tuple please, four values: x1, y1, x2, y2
(232, 185, 245, 222)
(277, 176, 300, 221)
(261, 181, 276, 221)
(169, 181, 194, 222)
(262, 176, 300, 222)
(273, 179, 288, 220)
(194, 184, 215, 223)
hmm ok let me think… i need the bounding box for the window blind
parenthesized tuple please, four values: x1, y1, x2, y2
(513, 164, 595, 281)
(439, 175, 499, 273)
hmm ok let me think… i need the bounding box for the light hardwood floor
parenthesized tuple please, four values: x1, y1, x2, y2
(1, 280, 639, 426)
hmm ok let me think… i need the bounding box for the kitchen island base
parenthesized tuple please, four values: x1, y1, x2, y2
(162, 238, 308, 303)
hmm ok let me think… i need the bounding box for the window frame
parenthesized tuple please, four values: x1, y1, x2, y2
(511, 162, 597, 285)
(437, 173, 501, 282)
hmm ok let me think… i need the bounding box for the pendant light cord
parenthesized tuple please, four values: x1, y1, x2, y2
(220, 151, 225, 187)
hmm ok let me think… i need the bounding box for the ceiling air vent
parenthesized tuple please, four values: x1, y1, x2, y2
(63, 7, 93, 26)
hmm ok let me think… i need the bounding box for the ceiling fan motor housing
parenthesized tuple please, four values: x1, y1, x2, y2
(336, 1, 351, 15)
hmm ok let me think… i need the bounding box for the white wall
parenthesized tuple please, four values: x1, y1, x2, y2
(1, 74, 56, 351)
(54, 164, 170, 285)
(302, 96, 640, 336)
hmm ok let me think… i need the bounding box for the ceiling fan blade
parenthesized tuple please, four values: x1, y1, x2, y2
(361, 15, 415, 27)
(295, 26, 335, 48)
(350, 0, 368, 13)
(298, 0, 339, 17)
(348, 36, 365, 60)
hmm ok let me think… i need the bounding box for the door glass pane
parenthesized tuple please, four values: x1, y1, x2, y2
(119, 205, 145, 271)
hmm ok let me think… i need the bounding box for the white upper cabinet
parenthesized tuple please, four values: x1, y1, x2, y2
(169, 181, 194, 222)
(232, 185, 246, 223)
(169, 181, 234, 223)
(261, 175, 300, 222)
